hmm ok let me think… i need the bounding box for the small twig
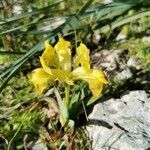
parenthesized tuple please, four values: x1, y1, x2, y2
(74, 29, 77, 50)
(23, 134, 28, 150)
(82, 101, 88, 121)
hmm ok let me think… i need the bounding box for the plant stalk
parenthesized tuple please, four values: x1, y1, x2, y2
(65, 84, 70, 108)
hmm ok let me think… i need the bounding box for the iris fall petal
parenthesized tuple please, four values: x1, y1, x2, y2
(30, 68, 55, 94)
(71, 67, 108, 97)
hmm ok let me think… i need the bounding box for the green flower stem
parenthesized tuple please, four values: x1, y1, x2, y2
(65, 84, 70, 108)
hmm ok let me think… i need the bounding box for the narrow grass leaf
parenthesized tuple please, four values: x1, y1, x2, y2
(0, 1, 63, 25)
(96, 9, 150, 33)
(54, 88, 69, 126)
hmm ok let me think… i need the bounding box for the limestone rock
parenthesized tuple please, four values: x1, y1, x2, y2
(87, 91, 150, 150)
(115, 68, 133, 80)
(31, 139, 48, 150)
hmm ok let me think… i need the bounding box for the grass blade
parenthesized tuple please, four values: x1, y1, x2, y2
(0, 51, 25, 55)
(97, 9, 150, 33)
(54, 88, 69, 126)
(0, 1, 63, 25)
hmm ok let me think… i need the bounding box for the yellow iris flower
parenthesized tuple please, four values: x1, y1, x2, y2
(31, 37, 108, 97)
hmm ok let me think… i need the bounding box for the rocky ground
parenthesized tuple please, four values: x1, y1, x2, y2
(87, 48, 150, 150)
(0, 41, 149, 150)
(87, 90, 150, 150)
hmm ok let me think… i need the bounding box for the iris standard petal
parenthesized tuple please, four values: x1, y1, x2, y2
(41, 40, 59, 68)
(54, 37, 71, 72)
(30, 68, 55, 94)
(74, 43, 90, 71)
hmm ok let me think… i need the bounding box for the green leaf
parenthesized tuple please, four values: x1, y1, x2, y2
(0, 15, 66, 35)
(95, 2, 134, 21)
(0, 1, 63, 25)
(54, 88, 69, 126)
(0, 51, 25, 55)
(78, 0, 94, 16)
(98, 9, 150, 33)
(1, 21, 37, 35)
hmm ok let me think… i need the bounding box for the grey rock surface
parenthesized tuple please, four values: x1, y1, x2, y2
(127, 56, 139, 69)
(91, 49, 134, 80)
(87, 91, 150, 150)
(142, 36, 150, 43)
(31, 139, 48, 150)
(115, 68, 133, 80)
(91, 48, 147, 81)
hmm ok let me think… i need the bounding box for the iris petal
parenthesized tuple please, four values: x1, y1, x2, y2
(54, 38, 71, 72)
(40, 57, 53, 74)
(30, 68, 55, 94)
(41, 40, 59, 68)
(74, 43, 90, 71)
(71, 67, 108, 97)
(40, 57, 74, 85)
(88, 80, 103, 97)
